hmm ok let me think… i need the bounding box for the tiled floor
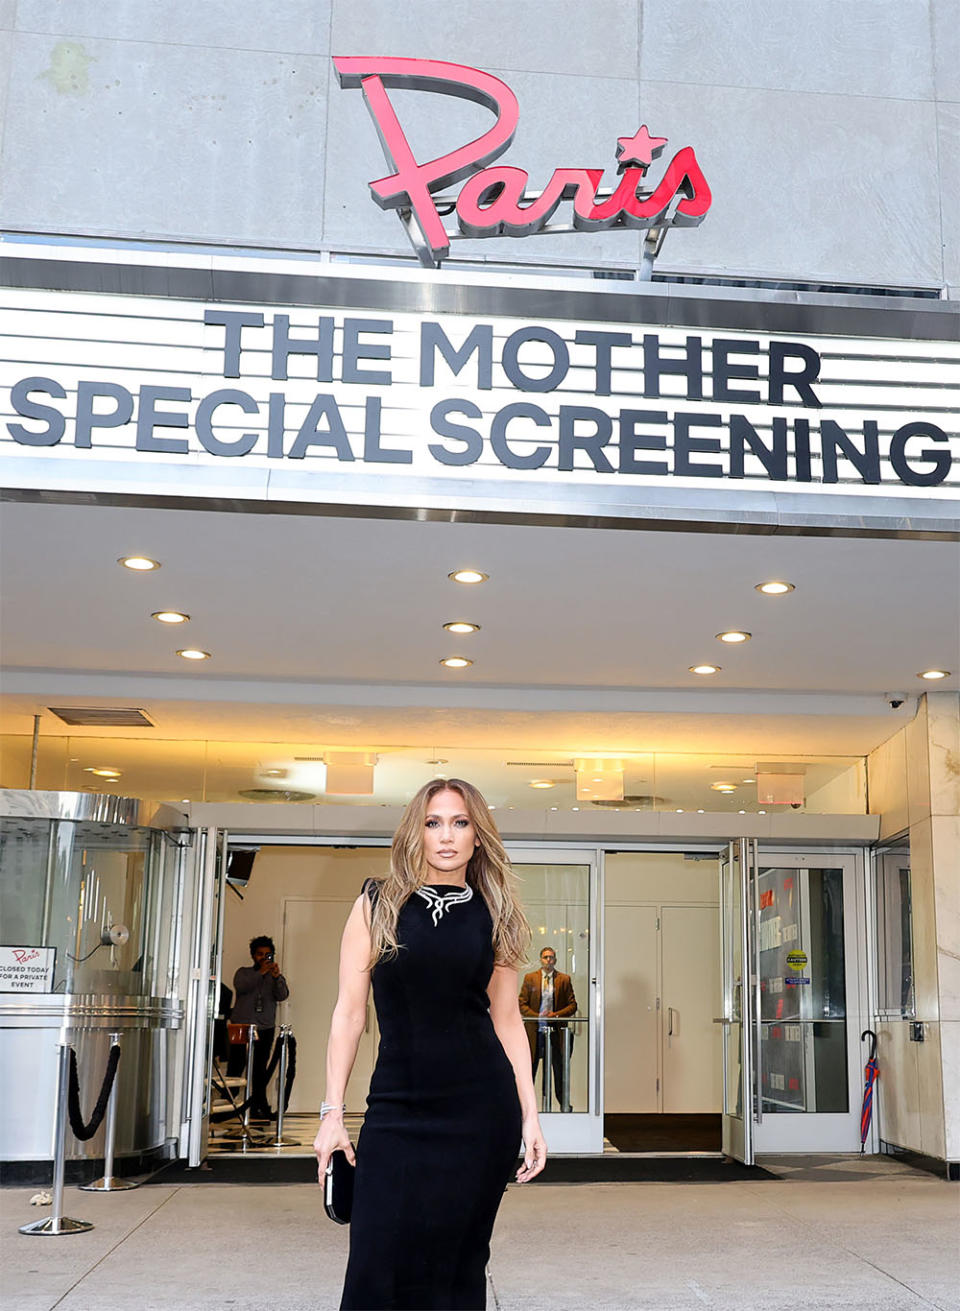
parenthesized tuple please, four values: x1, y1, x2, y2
(4, 1157, 956, 1311)
(207, 1112, 344, 1156)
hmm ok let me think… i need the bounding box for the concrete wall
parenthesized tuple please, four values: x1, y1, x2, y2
(867, 691, 960, 1164)
(1, 1, 957, 293)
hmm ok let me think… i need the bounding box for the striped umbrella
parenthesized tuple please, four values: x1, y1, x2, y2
(860, 1029, 879, 1154)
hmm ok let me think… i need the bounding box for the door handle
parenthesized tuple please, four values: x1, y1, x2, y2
(712, 1017, 731, 1024)
(668, 1006, 677, 1037)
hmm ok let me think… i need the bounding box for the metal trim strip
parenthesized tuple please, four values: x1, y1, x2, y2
(1, 254, 957, 342)
(3, 484, 957, 541)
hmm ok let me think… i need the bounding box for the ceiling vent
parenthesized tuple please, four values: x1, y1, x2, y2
(591, 794, 666, 808)
(47, 707, 155, 728)
(506, 761, 574, 768)
(238, 788, 316, 803)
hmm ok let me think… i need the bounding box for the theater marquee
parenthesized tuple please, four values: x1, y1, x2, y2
(1, 261, 958, 534)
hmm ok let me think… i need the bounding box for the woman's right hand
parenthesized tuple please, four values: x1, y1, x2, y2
(313, 1113, 355, 1183)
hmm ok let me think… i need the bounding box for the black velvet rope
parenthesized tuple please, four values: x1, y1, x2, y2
(67, 1044, 121, 1141)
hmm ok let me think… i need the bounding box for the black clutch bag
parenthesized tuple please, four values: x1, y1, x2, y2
(324, 1149, 355, 1225)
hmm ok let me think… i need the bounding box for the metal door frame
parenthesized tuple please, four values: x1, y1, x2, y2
(719, 840, 755, 1163)
(181, 827, 227, 1166)
(506, 843, 603, 1154)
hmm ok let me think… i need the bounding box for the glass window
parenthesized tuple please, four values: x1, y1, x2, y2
(512, 863, 590, 1114)
(0, 816, 181, 997)
(876, 843, 914, 1018)
(756, 866, 848, 1113)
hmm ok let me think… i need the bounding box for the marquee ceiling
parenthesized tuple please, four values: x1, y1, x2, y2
(1, 498, 956, 806)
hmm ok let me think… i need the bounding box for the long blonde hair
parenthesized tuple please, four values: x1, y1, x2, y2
(367, 778, 531, 969)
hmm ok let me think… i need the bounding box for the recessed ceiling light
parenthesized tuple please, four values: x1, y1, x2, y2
(742, 777, 755, 783)
(440, 656, 472, 668)
(443, 621, 481, 634)
(119, 556, 160, 571)
(85, 766, 121, 778)
(918, 669, 950, 680)
(689, 664, 721, 675)
(711, 782, 737, 792)
(529, 779, 556, 789)
(448, 570, 488, 584)
(177, 648, 211, 660)
(425, 758, 448, 765)
(152, 611, 190, 624)
(717, 631, 751, 643)
(755, 581, 795, 595)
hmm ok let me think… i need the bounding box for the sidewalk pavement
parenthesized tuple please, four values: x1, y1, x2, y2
(3, 1166, 957, 1311)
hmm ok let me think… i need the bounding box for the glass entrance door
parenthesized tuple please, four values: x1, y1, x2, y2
(508, 848, 601, 1154)
(719, 843, 866, 1161)
(752, 850, 864, 1153)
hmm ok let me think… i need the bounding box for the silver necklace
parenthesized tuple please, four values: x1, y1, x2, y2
(416, 884, 474, 926)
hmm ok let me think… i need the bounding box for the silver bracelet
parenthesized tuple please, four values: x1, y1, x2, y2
(320, 1101, 346, 1119)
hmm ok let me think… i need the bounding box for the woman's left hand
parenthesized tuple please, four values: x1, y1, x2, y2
(516, 1114, 547, 1183)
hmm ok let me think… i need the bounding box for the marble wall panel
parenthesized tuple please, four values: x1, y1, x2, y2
(876, 1019, 921, 1152)
(908, 817, 942, 1021)
(916, 1020, 946, 1159)
(868, 728, 909, 839)
(941, 1020, 960, 1159)
(932, 814, 960, 1022)
(904, 699, 931, 828)
(640, 0, 936, 101)
(926, 691, 960, 818)
(12, 0, 332, 53)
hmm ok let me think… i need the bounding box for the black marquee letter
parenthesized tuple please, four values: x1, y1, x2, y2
(889, 421, 952, 487)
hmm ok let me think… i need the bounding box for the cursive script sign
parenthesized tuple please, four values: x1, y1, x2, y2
(333, 57, 712, 267)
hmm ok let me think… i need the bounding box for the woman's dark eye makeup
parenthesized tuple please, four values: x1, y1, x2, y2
(425, 816, 470, 828)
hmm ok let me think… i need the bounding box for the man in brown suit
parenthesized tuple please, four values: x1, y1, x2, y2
(518, 947, 578, 1112)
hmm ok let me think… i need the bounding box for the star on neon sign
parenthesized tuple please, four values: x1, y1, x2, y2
(616, 125, 669, 170)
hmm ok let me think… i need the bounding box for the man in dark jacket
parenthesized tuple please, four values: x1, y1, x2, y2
(228, 935, 290, 1117)
(518, 947, 578, 1112)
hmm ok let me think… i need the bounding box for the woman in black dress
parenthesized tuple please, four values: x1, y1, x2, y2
(313, 778, 546, 1310)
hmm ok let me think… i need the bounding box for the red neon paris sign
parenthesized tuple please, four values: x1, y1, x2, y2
(333, 57, 712, 268)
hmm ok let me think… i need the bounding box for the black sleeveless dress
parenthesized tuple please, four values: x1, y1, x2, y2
(339, 881, 522, 1311)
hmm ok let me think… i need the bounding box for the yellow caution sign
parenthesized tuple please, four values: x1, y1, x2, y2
(786, 949, 808, 973)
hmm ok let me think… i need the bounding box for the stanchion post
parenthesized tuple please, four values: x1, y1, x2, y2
(242, 1025, 257, 1135)
(81, 1032, 137, 1192)
(562, 1025, 572, 1113)
(269, 1025, 298, 1147)
(542, 1023, 552, 1111)
(20, 1040, 94, 1235)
